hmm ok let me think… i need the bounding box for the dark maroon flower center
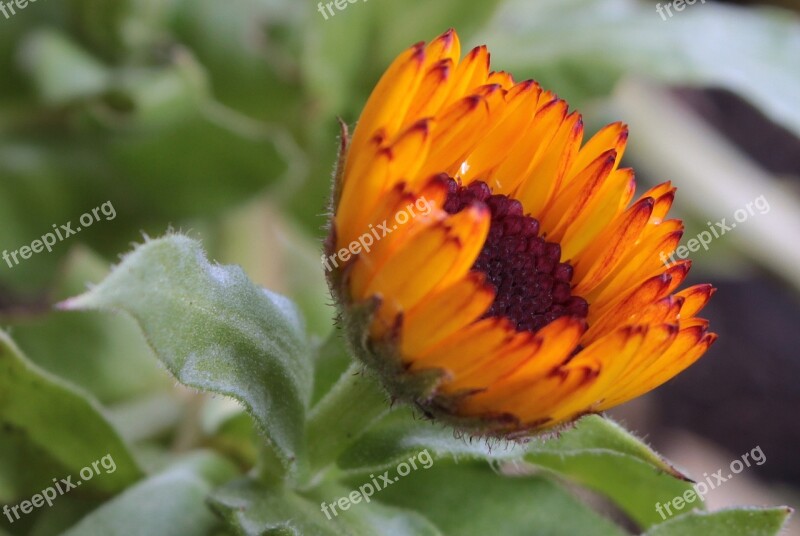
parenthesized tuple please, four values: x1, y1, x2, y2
(443, 178, 589, 334)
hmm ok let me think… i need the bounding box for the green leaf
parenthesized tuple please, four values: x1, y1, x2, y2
(0, 431, 70, 504)
(525, 415, 686, 478)
(482, 0, 800, 138)
(371, 461, 627, 536)
(106, 391, 186, 445)
(27, 495, 104, 536)
(336, 409, 524, 476)
(338, 414, 696, 529)
(211, 479, 342, 536)
(209, 477, 443, 536)
(523, 416, 697, 529)
(108, 63, 208, 130)
(19, 29, 110, 104)
(0, 330, 142, 500)
(61, 452, 239, 536)
(644, 507, 792, 536)
(60, 234, 313, 473)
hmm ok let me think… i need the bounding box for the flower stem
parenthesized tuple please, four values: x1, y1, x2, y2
(304, 363, 390, 481)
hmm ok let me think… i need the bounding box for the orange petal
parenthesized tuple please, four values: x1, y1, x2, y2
(600, 325, 716, 408)
(338, 120, 433, 246)
(547, 325, 648, 422)
(567, 122, 628, 182)
(459, 81, 541, 186)
(540, 150, 618, 240)
(402, 272, 495, 357)
(441, 332, 541, 394)
(560, 167, 636, 259)
(593, 323, 679, 403)
(571, 196, 654, 295)
(487, 70, 515, 89)
(513, 103, 581, 217)
(417, 94, 492, 181)
(345, 43, 427, 176)
(432, 205, 492, 292)
(403, 59, 454, 122)
(425, 28, 461, 66)
(364, 204, 489, 311)
(585, 271, 675, 340)
(588, 219, 684, 307)
(348, 181, 449, 299)
(676, 284, 716, 319)
(412, 316, 516, 372)
(440, 45, 491, 108)
(459, 317, 585, 413)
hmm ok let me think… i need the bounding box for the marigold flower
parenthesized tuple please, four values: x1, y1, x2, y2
(325, 29, 717, 436)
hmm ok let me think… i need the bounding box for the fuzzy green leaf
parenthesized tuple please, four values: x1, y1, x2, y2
(210, 477, 443, 536)
(523, 415, 697, 529)
(0, 330, 142, 501)
(61, 452, 239, 536)
(644, 507, 792, 536)
(371, 461, 627, 536)
(60, 234, 312, 473)
(336, 409, 524, 476)
(338, 414, 696, 530)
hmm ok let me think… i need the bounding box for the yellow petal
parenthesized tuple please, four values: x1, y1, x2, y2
(514, 106, 583, 217)
(412, 316, 516, 372)
(402, 272, 495, 357)
(676, 284, 716, 319)
(571, 196, 654, 295)
(344, 43, 427, 177)
(338, 120, 435, 246)
(440, 45, 491, 109)
(539, 150, 617, 239)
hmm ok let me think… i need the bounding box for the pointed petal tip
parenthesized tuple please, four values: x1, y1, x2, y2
(437, 28, 457, 46)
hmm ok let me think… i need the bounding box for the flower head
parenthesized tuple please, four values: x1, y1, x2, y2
(325, 29, 716, 436)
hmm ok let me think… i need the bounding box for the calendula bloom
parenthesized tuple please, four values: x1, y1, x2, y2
(325, 29, 716, 436)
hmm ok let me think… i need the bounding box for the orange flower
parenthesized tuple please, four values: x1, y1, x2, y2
(325, 29, 716, 436)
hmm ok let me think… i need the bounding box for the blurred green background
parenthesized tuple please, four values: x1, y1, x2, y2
(1, 0, 798, 533)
